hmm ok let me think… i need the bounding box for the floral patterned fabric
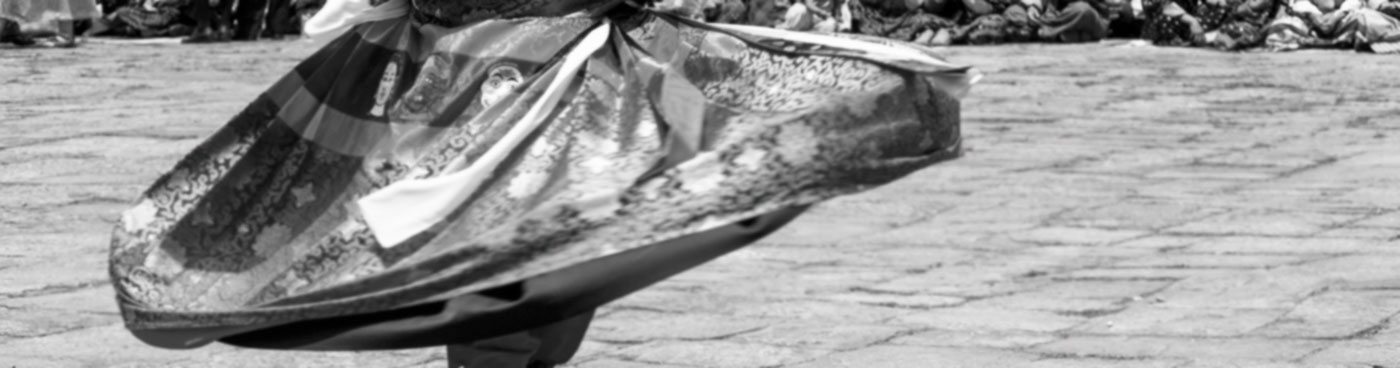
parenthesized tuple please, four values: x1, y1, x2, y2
(1140, 0, 1273, 49)
(110, 3, 974, 342)
(1141, 0, 1201, 45)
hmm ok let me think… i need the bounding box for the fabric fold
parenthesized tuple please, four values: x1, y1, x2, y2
(110, 7, 975, 344)
(302, 0, 410, 48)
(357, 21, 615, 247)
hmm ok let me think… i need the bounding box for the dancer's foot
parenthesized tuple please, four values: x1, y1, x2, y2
(51, 20, 79, 47)
(47, 34, 78, 48)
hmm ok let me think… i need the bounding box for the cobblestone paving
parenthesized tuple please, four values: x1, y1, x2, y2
(1, 40, 1398, 367)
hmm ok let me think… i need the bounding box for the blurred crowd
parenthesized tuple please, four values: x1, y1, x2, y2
(0, 0, 321, 45)
(681, 0, 1400, 52)
(2, 0, 1399, 52)
(86, 0, 322, 41)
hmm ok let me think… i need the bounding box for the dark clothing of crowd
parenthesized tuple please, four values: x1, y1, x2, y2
(698, 0, 1400, 52)
(9, 0, 1397, 53)
(85, 0, 321, 41)
(694, 0, 1118, 44)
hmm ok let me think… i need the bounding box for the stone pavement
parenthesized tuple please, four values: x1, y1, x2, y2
(1, 40, 1398, 368)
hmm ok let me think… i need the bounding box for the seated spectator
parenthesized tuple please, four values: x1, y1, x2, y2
(1140, 0, 1204, 46)
(182, 0, 234, 42)
(1264, 0, 1316, 49)
(779, 0, 816, 30)
(1034, 0, 1114, 42)
(1159, 0, 1276, 49)
(0, 18, 36, 45)
(88, 0, 193, 37)
(850, 0, 960, 44)
(748, 0, 789, 27)
(777, 0, 850, 32)
(0, 0, 101, 46)
(818, 0, 856, 32)
(703, 0, 749, 23)
(652, 0, 707, 19)
(1106, 0, 1146, 37)
(954, 0, 1040, 44)
(1271, 0, 1400, 52)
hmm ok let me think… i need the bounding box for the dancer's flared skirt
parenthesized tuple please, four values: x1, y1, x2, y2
(111, 9, 975, 349)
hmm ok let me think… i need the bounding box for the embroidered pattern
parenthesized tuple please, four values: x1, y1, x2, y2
(110, 9, 968, 331)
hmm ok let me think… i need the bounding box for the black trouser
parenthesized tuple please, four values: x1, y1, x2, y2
(232, 0, 292, 39)
(187, 0, 234, 36)
(445, 310, 594, 368)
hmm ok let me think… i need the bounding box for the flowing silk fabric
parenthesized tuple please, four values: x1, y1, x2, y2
(302, 0, 409, 48)
(110, 7, 975, 346)
(213, 206, 810, 351)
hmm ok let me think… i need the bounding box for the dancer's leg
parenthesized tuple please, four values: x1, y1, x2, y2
(527, 310, 594, 367)
(445, 311, 594, 368)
